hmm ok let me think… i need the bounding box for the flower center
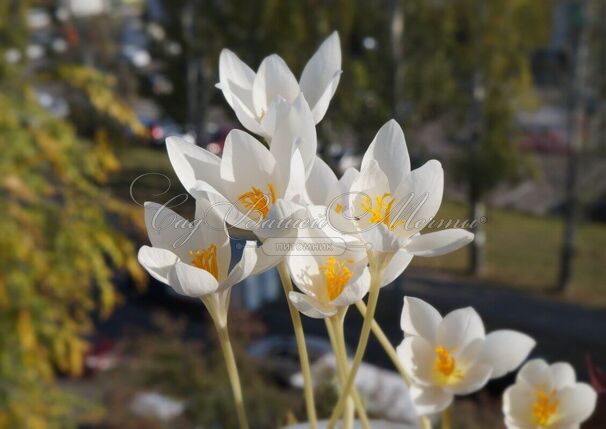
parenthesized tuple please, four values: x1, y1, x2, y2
(532, 388, 559, 427)
(190, 244, 219, 280)
(319, 257, 353, 301)
(433, 346, 463, 384)
(360, 193, 403, 230)
(238, 183, 276, 218)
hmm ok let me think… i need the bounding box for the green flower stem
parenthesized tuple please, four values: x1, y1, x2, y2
(326, 256, 383, 429)
(203, 295, 249, 429)
(325, 314, 370, 429)
(441, 406, 451, 429)
(277, 261, 318, 429)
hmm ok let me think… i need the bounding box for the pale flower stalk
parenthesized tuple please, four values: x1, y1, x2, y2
(398, 297, 536, 416)
(503, 359, 597, 429)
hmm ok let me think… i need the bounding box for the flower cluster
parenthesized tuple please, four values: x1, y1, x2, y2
(137, 32, 598, 429)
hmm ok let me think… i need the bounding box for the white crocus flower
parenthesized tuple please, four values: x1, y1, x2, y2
(217, 31, 341, 137)
(397, 297, 535, 416)
(166, 122, 312, 238)
(137, 199, 277, 324)
(503, 359, 597, 429)
(286, 227, 370, 319)
(337, 119, 473, 275)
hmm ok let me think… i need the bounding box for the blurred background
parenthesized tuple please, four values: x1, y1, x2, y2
(1, 0, 605, 428)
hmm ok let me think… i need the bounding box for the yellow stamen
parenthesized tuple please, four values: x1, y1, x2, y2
(238, 183, 276, 218)
(190, 244, 219, 280)
(433, 346, 463, 385)
(360, 192, 403, 230)
(319, 257, 353, 301)
(532, 389, 559, 426)
(335, 203, 343, 214)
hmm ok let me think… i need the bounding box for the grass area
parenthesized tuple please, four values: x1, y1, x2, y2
(113, 145, 606, 306)
(411, 200, 606, 306)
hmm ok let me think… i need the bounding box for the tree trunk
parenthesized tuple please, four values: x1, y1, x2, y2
(469, 186, 485, 276)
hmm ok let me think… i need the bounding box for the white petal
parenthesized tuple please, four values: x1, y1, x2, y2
(397, 336, 436, 386)
(556, 383, 598, 426)
(288, 291, 336, 319)
(331, 267, 370, 307)
(220, 242, 258, 290)
(252, 54, 300, 116)
(392, 159, 444, 240)
(306, 157, 337, 205)
(218, 49, 255, 113)
(308, 73, 341, 124)
(381, 249, 413, 286)
(168, 260, 220, 297)
(361, 119, 410, 190)
(446, 363, 492, 395)
(283, 146, 312, 204)
(480, 330, 535, 379)
(271, 93, 317, 177)
(359, 223, 404, 254)
(516, 359, 554, 390)
(166, 136, 222, 195)
(299, 32, 341, 120)
(326, 167, 360, 234)
(194, 198, 231, 282)
(144, 202, 200, 261)
(503, 383, 535, 426)
(138, 246, 178, 284)
(254, 199, 308, 241)
(406, 229, 474, 257)
(401, 296, 442, 344)
(437, 307, 485, 351)
(226, 90, 267, 136)
(410, 385, 453, 416)
(550, 362, 577, 389)
(260, 96, 290, 137)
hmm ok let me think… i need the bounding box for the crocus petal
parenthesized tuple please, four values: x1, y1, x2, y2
(218, 48, 255, 114)
(437, 307, 485, 351)
(405, 229, 474, 257)
(260, 96, 290, 137)
(359, 222, 404, 254)
(306, 156, 337, 205)
(166, 135, 222, 195)
(168, 260, 220, 297)
(288, 292, 336, 319)
(556, 383, 598, 426)
(138, 246, 178, 284)
(220, 242, 258, 290)
(392, 160, 444, 240)
(446, 363, 493, 395)
(225, 90, 267, 136)
(397, 336, 436, 386)
(331, 267, 370, 307)
(481, 330, 535, 379)
(516, 359, 554, 390)
(283, 146, 312, 204)
(380, 249, 413, 287)
(299, 31, 341, 123)
(255, 199, 308, 241)
(409, 385, 453, 416)
(193, 198, 231, 282)
(326, 167, 359, 235)
(271, 93, 317, 177)
(401, 296, 442, 344)
(551, 362, 577, 389)
(308, 73, 341, 124)
(252, 54, 300, 117)
(361, 119, 410, 191)
(503, 383, 535, 426)
(144, 202, 202, 261)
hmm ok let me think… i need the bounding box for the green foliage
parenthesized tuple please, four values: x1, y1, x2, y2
(402, 0, 551, 196)
(0, 2, 144, 427)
